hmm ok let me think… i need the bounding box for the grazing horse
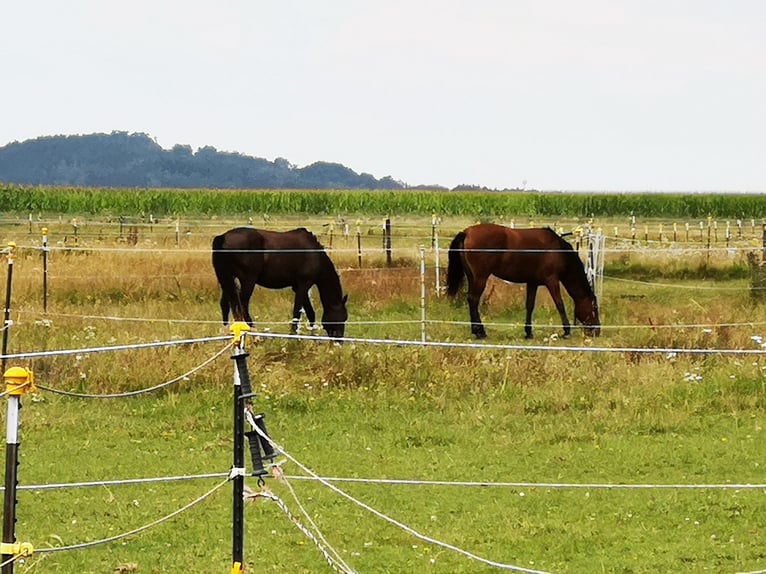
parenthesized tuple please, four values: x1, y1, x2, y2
(211, 227, 348, 338)
(446, 223, 600, 339)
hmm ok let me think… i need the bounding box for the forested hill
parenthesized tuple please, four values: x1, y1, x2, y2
(0, 132, 409, 190)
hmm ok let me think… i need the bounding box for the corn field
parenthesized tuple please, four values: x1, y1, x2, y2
(2, 185, 766, 218)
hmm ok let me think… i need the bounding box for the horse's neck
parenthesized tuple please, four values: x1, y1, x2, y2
(315, 256, 342, 302)
(562, 259, 593, 300)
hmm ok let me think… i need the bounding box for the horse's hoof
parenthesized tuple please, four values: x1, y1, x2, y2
(562, 333, 571, 339)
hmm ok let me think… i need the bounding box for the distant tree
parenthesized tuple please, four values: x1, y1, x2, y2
(0, 132, 408, 190)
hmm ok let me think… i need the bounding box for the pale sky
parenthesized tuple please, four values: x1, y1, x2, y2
(2, 1, 765, 191)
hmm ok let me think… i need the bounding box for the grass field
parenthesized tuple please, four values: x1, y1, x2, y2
(1, 210, 766, 573)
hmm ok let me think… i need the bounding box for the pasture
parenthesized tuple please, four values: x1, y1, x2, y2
(1, 204, 766, 573)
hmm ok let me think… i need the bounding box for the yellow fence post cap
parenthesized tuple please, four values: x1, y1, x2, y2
(4, 367, 35, 396)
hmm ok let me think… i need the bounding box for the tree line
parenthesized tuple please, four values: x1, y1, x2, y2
(0, 131, 418, 190)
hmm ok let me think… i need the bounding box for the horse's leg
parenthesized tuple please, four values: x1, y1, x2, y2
(524, 283, 538, 339)
(303, 296, 316, 331)
(238, 280, 256, 326)
(219, 293, 230, 326)
(545, 281, 571, 338)
(291, 285, 315, 333)
(466, 275, 488, 339)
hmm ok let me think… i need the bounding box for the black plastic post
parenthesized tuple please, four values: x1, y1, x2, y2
(230, 323, 255, 573)
(1, 244, 15, 376)
(384, 217, 392, 267)
(2, 367, 33, 574)
(1, 441, 18, 574)
(231, 348, 247, 570)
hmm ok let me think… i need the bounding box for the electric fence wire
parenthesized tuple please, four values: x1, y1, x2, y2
(0, 333, 231, 361)
(36, 477, 229, 554)
(249, 425, 552, 574)
(247, 482, 356, 574)
(37, 341, 231, 398)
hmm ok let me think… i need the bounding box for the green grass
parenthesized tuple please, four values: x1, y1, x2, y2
(11, 363, 766, 573)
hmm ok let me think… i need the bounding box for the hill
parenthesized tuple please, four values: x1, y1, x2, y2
(0, 132, 410, 190)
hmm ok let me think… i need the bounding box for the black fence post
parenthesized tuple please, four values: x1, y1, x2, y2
(1, 244, 15, 376)
(229, 323, 250, 573)
(1, 367, 35, 574)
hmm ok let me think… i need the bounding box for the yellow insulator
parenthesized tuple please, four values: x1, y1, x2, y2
(4, 367, 35, 396)
(0, 541, 33, 557)
(230, 322, 250, 346)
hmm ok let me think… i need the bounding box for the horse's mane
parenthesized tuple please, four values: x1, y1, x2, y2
(543, 227, 595, 296)
(543, 227, 575, 252)
(291, 227, 326, 250)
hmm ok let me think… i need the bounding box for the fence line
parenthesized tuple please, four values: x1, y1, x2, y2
(7, 473, 229, 492)
(20, 307, 766, 331)
(9, 242, 766, 254)
(281, 475, 766, 490)
(37, 342, 231, 398)
(0, 334, 230, 361)
(246, 330, 766, 356)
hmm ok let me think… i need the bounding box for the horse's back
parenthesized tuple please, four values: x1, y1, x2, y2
(462, 224, 570, 284)
(213, 227, 328, 289)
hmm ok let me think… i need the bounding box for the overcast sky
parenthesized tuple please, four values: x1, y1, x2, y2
(2, 1, 765, 191)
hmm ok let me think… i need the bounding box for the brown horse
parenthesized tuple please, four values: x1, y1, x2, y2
(446, 223, 600, 339)
(212, 227, 348, 338)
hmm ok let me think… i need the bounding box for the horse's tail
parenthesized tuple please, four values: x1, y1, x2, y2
(446, 231, 467, 297)
(211, 234, 238, 324)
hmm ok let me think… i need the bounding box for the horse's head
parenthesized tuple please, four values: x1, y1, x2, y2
(575, 295, 601, 337)
(322, 294, 348, 339)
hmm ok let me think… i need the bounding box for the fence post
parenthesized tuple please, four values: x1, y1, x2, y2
(384, 217, 392, 267)
(762, 223, 766, 261)
(229, 322, 250, 574)
(1, 367, 35, 574)
(419, 246, 426, 344)
(356, 220, 362, 268)
(41, 229, 48, 315)
(1, 244, 16, 376)
(433, 225, 441, 297)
